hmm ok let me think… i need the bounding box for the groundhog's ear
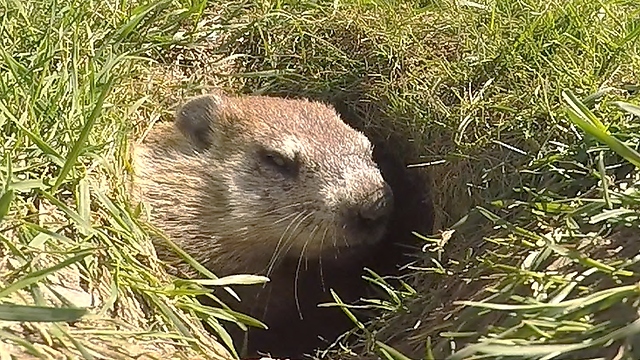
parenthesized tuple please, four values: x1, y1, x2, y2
(175, 94, 223, 149)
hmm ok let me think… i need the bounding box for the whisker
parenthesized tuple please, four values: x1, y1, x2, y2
(295, 220, 319, 320)
(259, 277, 275, 319)
(267, 211, 314, 276)
(265, 211, 306, 275)
(318, 226, 329, 292)
(277, 211, 315, 266)
(273, 211, 302, 225)
(263, 200, 314, 216)
(263, 202, 301, 216)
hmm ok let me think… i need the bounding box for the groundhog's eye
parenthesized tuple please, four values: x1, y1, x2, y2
(259, 149, 298, 177)
(267, 153, 286, 167)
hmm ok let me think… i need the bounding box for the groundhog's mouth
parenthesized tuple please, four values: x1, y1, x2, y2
(344, 215, 391, 246)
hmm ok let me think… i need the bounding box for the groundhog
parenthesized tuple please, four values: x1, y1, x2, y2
(131, 93, 412, 357)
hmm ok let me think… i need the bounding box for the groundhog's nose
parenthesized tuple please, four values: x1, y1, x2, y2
(358, 184, 394, 223)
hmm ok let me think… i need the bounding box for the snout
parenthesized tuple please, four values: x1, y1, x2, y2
(344, 183, 394, 245)
(358, 184, 393, 224)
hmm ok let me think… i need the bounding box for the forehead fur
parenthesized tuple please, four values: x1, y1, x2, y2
(217, 95, 372, 155)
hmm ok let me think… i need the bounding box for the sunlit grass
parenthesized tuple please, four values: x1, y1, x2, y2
(1, 0, 640, 359)
(0, 0, 251, 358)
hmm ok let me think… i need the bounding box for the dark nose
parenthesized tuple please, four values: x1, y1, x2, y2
(358, 184, 394, 223)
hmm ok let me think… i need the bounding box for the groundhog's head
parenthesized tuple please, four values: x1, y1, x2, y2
(174, 94, 393, 266)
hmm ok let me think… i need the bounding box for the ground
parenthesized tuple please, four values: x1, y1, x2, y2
(1, 0, 640, 359)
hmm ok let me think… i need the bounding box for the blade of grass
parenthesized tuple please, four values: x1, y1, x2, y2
(563, 90, 640, 168)
(76, 178, 91, 225)
(0, 250, 93, 299)
(178, 301, 266, 329)
(52, 323, 95, 360)
(449, 317, 640, 360)
(205, 319, 239, 359)
(112, 0, 172, 44)
(0, 189, 14, 223)
(52, 76, 114, 192)
(613, 101, 640, 117)
(563, 90, 607, 130)
(188, 275, 270, 287)
(375, 341, 414, 360)
(149, 227, 241, 301)
(37, 190, 94, 235)
(0, 303, 86, 322)
(0, 101, 64, 167)
(0, 329, 45, 358)
(597, 152, 612, 209)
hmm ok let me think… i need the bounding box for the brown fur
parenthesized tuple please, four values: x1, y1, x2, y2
(131, 93, 397, 356)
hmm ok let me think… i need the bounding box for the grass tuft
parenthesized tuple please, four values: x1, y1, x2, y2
(0, 0, 252, 358)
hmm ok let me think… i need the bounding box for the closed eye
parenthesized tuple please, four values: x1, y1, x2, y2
(259, 149, 299, 177)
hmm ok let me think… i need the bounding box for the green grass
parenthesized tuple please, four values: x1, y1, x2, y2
(2, 0, 640, 359)
(0, 0, 250, 358)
